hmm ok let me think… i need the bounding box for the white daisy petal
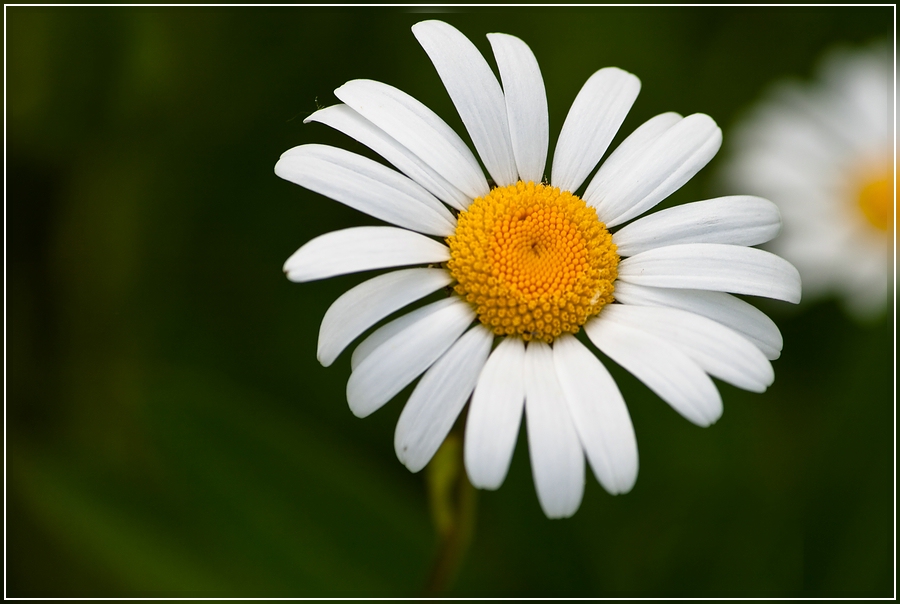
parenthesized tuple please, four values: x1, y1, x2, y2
(487, 32, 549, 183)
(592, 114, 723, 227)
(552, 335, 638, 495)
(317, 268, 453, 367)
(601, 305, 774, 393)
(334, 79, 490, 201)
(585, 313, 723, 427)
(305, 104, 471, 210)
(350, 299, 452, 371)
(524, 341, 585, 519)
(413, 20, 517, 187)
(613, 281, 784, 360)
(464, 336, 525, 490)
(283, 226, 449, 283)
(584, 112, 682, 208)
(395, 325, 493, 473)
(612, 196, 783, 257)
(617, 243, 802, 303)
(276, 144, 457, 236)
(346, 297, 474, 418)
(551, 68, 641, 194)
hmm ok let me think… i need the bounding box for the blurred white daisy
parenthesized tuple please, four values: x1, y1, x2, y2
(276, 20, 801, 518)
(721, 41, 892, 320)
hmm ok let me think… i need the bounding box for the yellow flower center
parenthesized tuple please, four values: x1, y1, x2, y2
(855, 163, 894, 233)
(446, 181, 618, 343)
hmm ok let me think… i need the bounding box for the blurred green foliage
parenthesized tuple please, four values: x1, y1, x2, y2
(6, 5, 893, 597)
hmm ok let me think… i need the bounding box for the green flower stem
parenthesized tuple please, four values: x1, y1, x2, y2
(422, 424, 478, 596)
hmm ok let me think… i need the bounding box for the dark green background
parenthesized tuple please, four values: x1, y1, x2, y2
(6, 5, 894, 597)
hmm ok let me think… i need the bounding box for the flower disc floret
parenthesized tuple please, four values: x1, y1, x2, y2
(447, 181, 618, 343)
(855, 164, 893, 233)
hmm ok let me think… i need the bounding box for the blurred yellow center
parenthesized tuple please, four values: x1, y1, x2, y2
(855, 164, 893, 232)
(447, 181, 618, 343)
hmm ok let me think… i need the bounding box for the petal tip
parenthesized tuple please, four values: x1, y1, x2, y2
(316, 349, 335, 368)
(542, 504, 579, 520)
(274, 158, 290, 179)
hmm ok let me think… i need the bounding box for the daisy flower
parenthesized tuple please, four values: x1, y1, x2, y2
(276, 20, 801, 518)
(721, 41, 892, 320)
